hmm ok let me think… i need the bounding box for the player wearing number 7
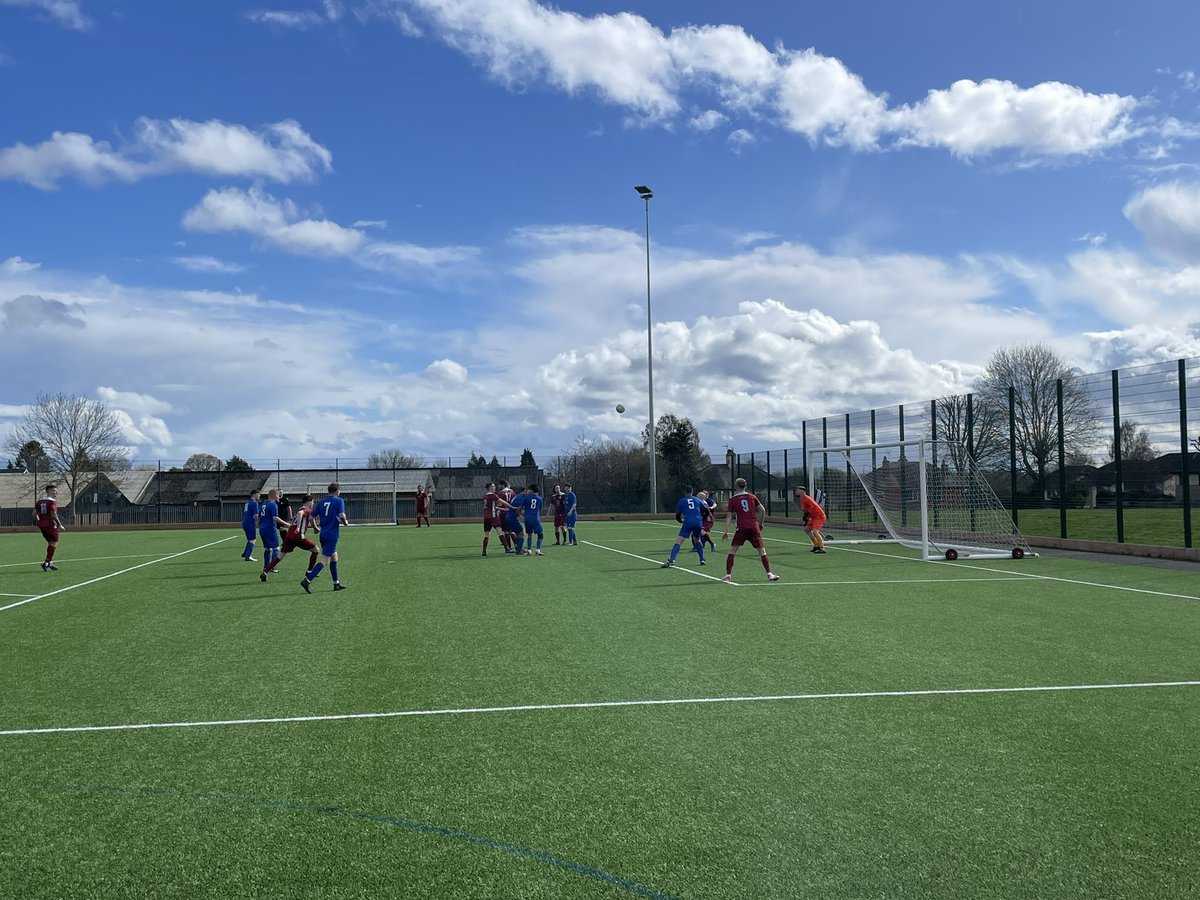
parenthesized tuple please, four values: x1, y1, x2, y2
(303, 482, 349, 593)
(720, 477, 779, 582)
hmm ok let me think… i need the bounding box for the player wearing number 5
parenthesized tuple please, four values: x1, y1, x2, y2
(303, 482, 349, 593)
(662, 486, 706, 567)
(720, 477, 779, 582)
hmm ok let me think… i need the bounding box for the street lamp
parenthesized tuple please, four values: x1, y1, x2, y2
(634, 184, 658, 514)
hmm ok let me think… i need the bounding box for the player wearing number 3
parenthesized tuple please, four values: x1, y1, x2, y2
(303, 482, 349, 593)
(720, 477, 779, 582)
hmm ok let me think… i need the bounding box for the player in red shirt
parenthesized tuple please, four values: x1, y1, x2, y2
(696, 489, 718, 554)
(720, 477, 779, 583)
(262, 495, 320, 580)
(415, 485, 432, 527)
(550, 484, 567, 545)
(794, 486, 827, 553)
(481, 482, 512, 557)
(34, 483, 65, 571)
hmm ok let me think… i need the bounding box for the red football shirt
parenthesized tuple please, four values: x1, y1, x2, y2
(483, 491, 499, 520)
(415, 490, 429, 513)
(727, 492, 762, 530)
(286, 508, 313, 541)
(35, 497, 58, 528)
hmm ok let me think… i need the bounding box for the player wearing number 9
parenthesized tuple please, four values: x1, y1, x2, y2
(720, 477, 780, 582)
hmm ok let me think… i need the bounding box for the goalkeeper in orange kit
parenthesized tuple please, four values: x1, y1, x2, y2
(794, 486, 827, 554)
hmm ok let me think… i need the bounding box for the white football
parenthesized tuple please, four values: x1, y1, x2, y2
(615, 404, 625, 413)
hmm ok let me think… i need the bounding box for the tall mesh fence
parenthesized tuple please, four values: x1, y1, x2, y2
(737, 357, 1199, 549)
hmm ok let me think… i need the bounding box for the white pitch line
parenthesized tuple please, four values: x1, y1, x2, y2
(734, 576, 1030, 588)
(831, 544, 1200, 602)
(0, 592, 36, 598)
(0, 535, 239, 614)
(580, 539, 732, 584)
(3, 680, 1197, 738)
(0, 553, 163, 570)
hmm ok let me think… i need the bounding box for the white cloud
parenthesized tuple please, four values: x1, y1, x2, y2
(351, 219, 388, 229)
(688, 110, 727, 132)
(171, 255, 248, 274)
(0, 118, 332, 189)
(245, 9, 325, 29)
(183, 185, 477, 268)
(97, 386, 173, 416)
(891, 79, 1137, 157)
(727, 128, 755, 153)
(0, 0, 90, 30)
(398, 0, 1148, 161)
(1, 293, 86, 329)
(1, 256, 40, 273)
(1123, 181, 1200, 264)
(424, 358, 469, 384)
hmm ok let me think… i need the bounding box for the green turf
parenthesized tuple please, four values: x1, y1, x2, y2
(1, 523, 1198, 899)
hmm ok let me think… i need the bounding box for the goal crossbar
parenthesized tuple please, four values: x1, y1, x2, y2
(305, 480, 398, 526)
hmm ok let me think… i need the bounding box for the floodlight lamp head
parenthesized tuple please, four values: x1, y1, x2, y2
(634, 185, 653, 200)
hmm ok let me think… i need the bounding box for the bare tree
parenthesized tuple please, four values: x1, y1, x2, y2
(1108, 421, 1155, 462)
(975, 344, 1098, 497)
(368, 448, 425, 468)
(933, 393, 1006, 473)
(183, 452, 222, 471)
(551, 433, 649, 513)
(4, 392, 129, 518)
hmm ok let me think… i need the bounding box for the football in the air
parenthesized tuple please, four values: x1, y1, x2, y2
(615, 404, 625, 414)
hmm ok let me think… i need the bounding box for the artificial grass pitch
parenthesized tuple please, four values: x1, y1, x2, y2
(1, 522, 1198, 899)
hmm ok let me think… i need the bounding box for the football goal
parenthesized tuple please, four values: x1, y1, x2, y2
(807, 439, 1036, 560)
(305, 481, 398, 526)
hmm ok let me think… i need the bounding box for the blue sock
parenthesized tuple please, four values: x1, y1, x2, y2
(516, 536, 524, 553)
(330, 561, 339, 583)
(568, 527, 576, 544)
(536, 535, 543, 550)
(669, 544, 680, 562)
(698, 544, 705, 562)
(308, 562, 324, 582)
(244, 541, 254, 558)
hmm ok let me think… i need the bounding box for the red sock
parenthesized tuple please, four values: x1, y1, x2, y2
(483, 536, 490, 552)
(308, 551, 318, 570)
(726, 554, 735, 575)
(265, 555, 282, 574)
(46, 545, 57, 562)
(761, 554, 771, 573)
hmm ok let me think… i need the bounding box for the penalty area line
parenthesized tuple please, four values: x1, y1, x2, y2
(3, 680, 1197, 738)
(0, 535, 239, 614)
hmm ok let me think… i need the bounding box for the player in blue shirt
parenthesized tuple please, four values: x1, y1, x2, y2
(303, 482, 350, 593)
(521, 484, 546, 556)
(562, 482, 578, 546)
(662, 486, 706, 567)
(503, 483, 527, 554)
(241, 488, 261, 561)
(258, 489, 288, 577)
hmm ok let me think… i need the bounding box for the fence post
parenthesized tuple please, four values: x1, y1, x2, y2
(1180, 359, 1193, 549)
(801, 421, 808, 492)
(844, 413, 852, 522)
(156, 461, 162, 525)
(1112, 369, 1124, 544)
(783, 448, 789, 516)
(1057, 379, 1067, 539)
(1008, 386, 1018, 529)
(898, 404, 907, 528)
(750, 451, 757, 498)
(765, 450, 771, 515)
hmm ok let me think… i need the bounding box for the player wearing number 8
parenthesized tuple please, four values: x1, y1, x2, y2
(303, 482, 350, 593)
(720, 477, 779, 582)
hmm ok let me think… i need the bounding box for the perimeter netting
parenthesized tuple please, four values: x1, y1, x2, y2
(808, 439, 1036, 560)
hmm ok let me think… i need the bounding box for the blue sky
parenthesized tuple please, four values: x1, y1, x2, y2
(2, 0, 1199, 465)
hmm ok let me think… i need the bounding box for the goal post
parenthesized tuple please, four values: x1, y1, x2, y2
(305, 480, 398, 526)
(807, 438, 1036, 561)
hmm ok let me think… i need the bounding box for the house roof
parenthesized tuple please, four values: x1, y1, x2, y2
(0, 473, 72, 507)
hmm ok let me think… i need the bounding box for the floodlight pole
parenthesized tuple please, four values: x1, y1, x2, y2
(635, 185, 658, 514)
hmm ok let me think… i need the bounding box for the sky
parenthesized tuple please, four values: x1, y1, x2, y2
(2, 0, 1200, 466)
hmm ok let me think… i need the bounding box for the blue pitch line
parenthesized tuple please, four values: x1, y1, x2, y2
(35, 784, 678, 900)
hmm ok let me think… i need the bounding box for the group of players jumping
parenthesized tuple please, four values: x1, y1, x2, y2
(481, 481, 578, 557)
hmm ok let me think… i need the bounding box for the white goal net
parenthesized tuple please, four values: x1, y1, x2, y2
(808, 439, 1036, 560)
(306, 481, 398, 526)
